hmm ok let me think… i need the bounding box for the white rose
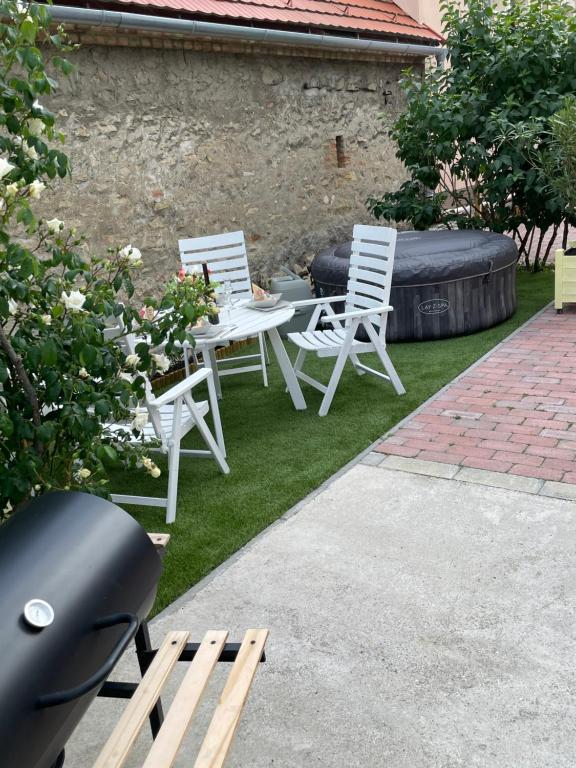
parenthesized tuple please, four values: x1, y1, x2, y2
(118, 244, 142, 266)
(131, 407, 148, 432)
(41, 313, 52, 325)
(150, 465, 161, 478)
(0, 158, 14, 179)
(125, 353, 140, 369)
(61, 289, 86, 312)
(78, 467, 91, 479)
(28, 118, 45, 137)
(142, 456, 153, 470)
(78, 367, 89, 379)
(46, 218, 64, 234)
(24, 143, 38, 161)
(152, 352, 170, 373)
(28, 180, 45, 199)
(8, 298, 17, 315)
(5, 182, 18, 199)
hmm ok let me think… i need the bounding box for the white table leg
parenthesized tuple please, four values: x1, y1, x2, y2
(206, 346, 222, 399)
(266, 326, 307, 410)
(200, 343, 225, 454)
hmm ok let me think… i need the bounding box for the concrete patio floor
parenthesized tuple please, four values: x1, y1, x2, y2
(67, 461, 576, 767)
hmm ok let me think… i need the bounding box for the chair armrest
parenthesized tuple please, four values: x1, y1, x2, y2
(290, 295, 348, 308)
(150, 368, 211, 407)
(321, 305, 393, 322)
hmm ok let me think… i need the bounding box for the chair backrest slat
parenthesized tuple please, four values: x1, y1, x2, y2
(347, 279, 385, 302)
(180, 246, 247, 265)
(352, 253, 392, 272)
(352, 241, 394, 259)
(350, 294, 383, 311)
(179, 231, 245, 251)
(178, 232, 253, 301)
(345, 225, 397, 337)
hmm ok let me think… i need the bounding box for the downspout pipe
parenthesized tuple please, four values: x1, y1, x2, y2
(48, 5, 448, 65)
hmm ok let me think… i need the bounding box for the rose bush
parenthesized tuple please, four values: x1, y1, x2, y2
(0, 1, 206, 517)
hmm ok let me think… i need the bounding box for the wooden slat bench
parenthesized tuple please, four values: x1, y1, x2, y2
(91, 537, 268, 767)
(95, 627, 268, 768)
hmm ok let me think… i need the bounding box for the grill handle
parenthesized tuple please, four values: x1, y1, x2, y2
(37, 612, 139, 708)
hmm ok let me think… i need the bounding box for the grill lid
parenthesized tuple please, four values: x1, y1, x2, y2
(0, 491, 163, 768)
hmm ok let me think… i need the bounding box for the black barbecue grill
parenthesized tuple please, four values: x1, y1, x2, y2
(0, 491, 163, 768)
(0, 492, 267, 768)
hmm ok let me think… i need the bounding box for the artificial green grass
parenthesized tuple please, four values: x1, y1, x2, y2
(111, 270, 554, 614)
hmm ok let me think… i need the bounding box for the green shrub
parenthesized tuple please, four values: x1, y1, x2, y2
(0, 2, 205, 516)
(368, 0, 576, 270)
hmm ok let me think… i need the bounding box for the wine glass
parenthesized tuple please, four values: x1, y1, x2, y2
(221, 280, 233, 323)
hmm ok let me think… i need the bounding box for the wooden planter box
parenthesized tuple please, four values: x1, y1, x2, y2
(151, 336, 257, 391)
(554, 247, 576, 313)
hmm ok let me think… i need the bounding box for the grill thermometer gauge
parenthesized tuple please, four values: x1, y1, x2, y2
(23, 599, 55, 629)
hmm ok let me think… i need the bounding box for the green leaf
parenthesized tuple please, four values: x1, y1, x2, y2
(94, 400, 110, 417)
(20, 17, 37, 43)
(36, 422, 56, 442)
(97, 445, 119, 466)
(79, 345, 97, 366)
(40, 339, 58, 366)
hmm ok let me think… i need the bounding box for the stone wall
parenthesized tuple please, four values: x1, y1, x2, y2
(44, 36, 419, 294)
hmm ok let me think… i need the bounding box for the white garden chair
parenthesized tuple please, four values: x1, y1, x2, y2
(288, 224, 405, 416)
(178, 231, 268, 391)
(105, 332, 229, 524)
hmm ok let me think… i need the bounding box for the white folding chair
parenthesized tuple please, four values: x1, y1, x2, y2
(105, 333, 229, 524)
(287, 224, 405, 416)
(178, 231, 268, 390)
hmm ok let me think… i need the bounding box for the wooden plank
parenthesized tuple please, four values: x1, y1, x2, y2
(141, 630, 229, 768)
(194, 628, 269, 768)
(93, 631, 190, 768)
(148, 533, 171, 552)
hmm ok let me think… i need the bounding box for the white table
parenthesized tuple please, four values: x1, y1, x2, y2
(193, 302, 307, 414)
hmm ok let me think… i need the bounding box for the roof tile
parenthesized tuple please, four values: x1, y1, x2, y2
(109, 0, 443, 42)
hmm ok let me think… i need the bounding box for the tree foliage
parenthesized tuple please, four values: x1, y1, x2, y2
(367, 0, 576, 270)
(0, 1, 213, 517)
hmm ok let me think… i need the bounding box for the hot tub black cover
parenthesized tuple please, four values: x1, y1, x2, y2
(324, 230, 517, 287)
(311, 229, 518, 341)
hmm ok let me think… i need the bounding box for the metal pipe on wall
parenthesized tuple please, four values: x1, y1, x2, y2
(47, 5, 448, 66)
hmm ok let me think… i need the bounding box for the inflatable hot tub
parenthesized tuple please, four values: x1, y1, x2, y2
(311, 230, 518, 342)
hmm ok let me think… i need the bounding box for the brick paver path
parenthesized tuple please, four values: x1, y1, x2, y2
(376, 306, 576, 484)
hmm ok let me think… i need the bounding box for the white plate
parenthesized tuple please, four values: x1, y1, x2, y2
(249, 293, 282, 308)
(246, 299, 291, 313)
(190, 323, 236, 339)
(190, 324, 212, 336)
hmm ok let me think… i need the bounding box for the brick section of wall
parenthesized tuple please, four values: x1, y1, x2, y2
(376, 307, 576, 485)
(42, 42, 415, 293)
(66, 26, 425, 65)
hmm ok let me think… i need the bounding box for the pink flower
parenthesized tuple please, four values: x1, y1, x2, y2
(139, 305, 156, 321)
(177, 267, 186, 282)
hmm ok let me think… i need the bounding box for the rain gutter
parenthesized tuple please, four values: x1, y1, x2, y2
(47, 4, 448, 65)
